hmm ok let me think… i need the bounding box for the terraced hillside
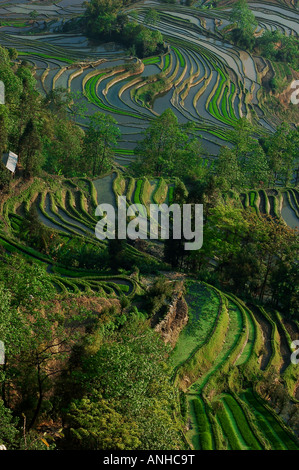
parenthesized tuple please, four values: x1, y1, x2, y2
(171, 280, 299, 450)
(1, 0, 297, 165)
(0, 0, 298, 452)
(3, 167, 296, 302)
(0, 172, 184, 297)
(227, 187, 299, 229)
(2, 166, 295, 306)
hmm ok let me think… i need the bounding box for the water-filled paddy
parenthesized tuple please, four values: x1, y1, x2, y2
(1, 0, 296, 164)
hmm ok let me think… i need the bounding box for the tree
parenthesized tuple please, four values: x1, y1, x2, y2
(108, 238, 127, 270)
(29, 10, 38, 20)
(0, 257, 80, 429)
(270, 255, 299, 317)
(215, 146, 244, 190)
(0, 46, 22, 105)
(226, 118, 270, 188)
(69, 91, 88, 122)
(136, 28, 163, 57)
(43, 87, 73, 119)
(44, 119, 84, 176)
(0, 256, 55, 308)
(228, 117, 256, 152)
(0, 113, 8, 155)
(8, 48, 18, 61)
(0, 256, 61, 426)
(64, 392, 141, 450)
(83, 0, 164, 58)
(0, 165, 10, 192)
(63, 320, 183, 449)
(256, 31, 299, 70)
(133, 109, 200, 177)
(144, 277, 173, 317)
(84, 0, 122, 33)
(241, 140, 270, 188)
(21, 205, 58, 254)
(144, 9, 160, 26)
(229, 0, 257, 50)
(83, 112, 120, 176)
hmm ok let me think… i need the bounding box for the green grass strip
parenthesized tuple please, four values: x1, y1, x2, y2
(222, 394, 262, 450)
(217, 402, 245, 450)
(241, 390, 298, 450)
(172, 47, 185, 67)
(192, 397, 214, 450)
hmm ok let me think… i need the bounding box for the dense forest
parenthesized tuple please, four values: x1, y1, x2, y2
(0, 0, 298, 452)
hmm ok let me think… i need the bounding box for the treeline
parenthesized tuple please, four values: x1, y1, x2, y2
(214, 119, 299, 189)
(132, 109, 202, 178)
(64, 0, 166, 58)
(0, 45, 122, 186)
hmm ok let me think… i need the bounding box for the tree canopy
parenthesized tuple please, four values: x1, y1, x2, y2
(133, 109, 201, 177)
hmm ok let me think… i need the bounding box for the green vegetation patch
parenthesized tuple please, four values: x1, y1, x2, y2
(170, 281, 220, 369)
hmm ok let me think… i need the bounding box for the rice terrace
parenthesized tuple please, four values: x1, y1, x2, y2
(0, 0, 298, 454)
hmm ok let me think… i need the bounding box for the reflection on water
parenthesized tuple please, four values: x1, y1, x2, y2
(93, 173, 116, 207)
(281, 193, 299, 230)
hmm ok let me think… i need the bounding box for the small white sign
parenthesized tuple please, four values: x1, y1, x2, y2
(0, 341, 4, 365)
(0, 81, 4, 105)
